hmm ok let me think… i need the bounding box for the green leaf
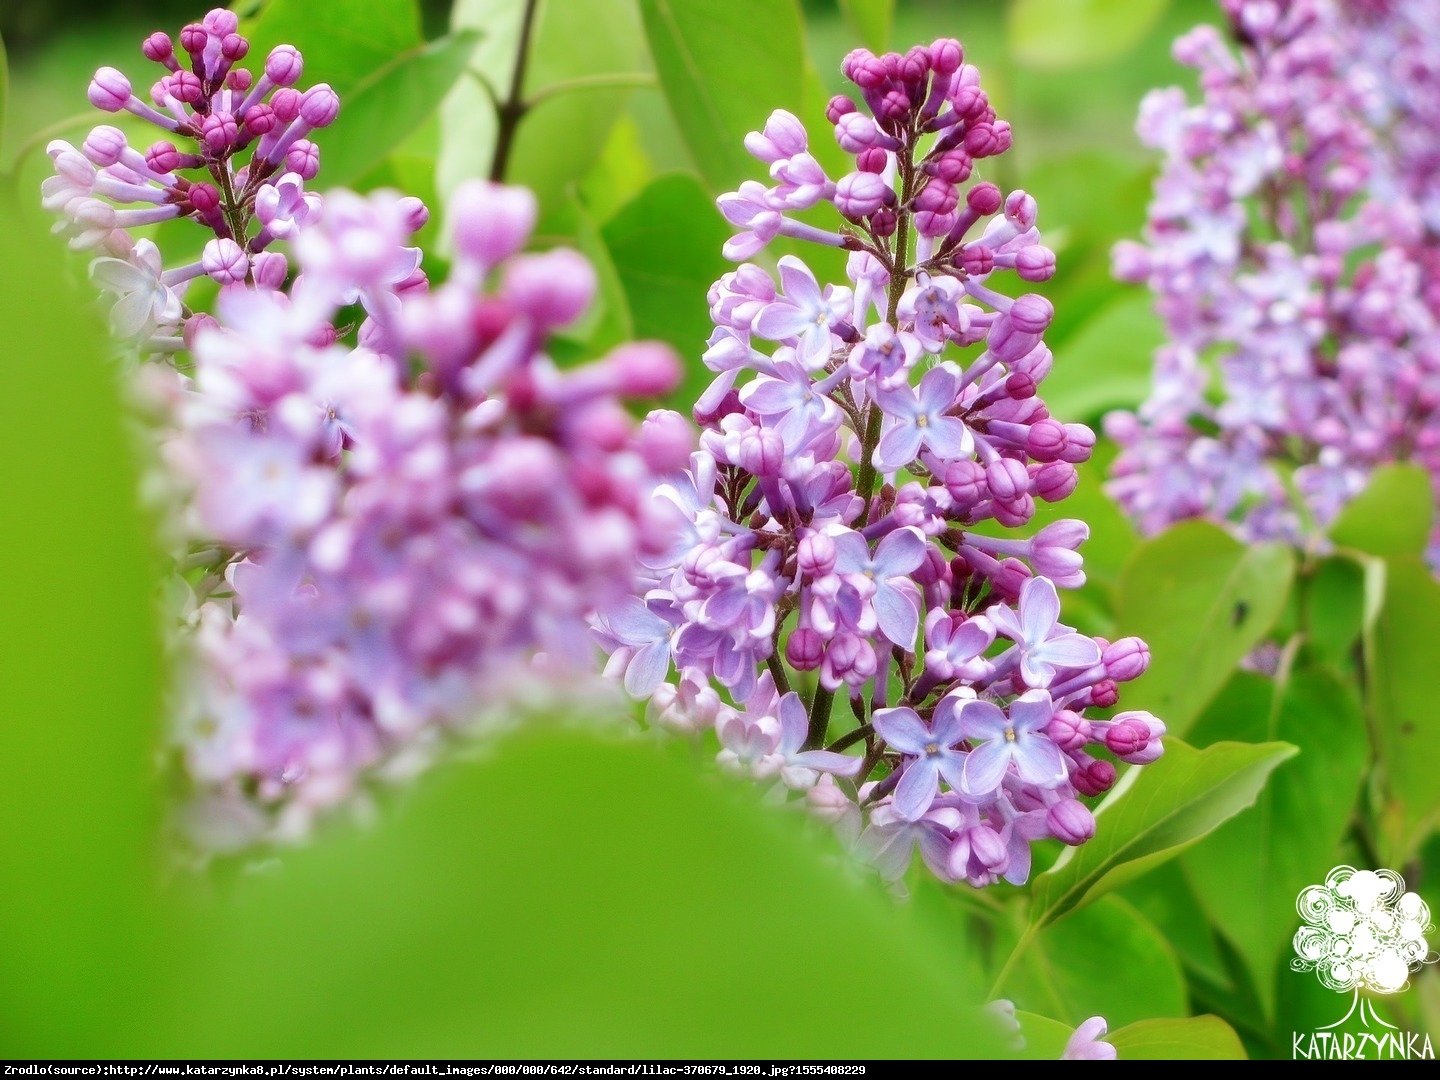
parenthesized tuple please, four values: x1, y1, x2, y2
(247, 0, 423, 95)
(147, 731, 1007, 1057)
(1008, 0, 1170, 70)
(0, 209, 163, 1052)
(1031, 739, 1298, 927)
(1184, 668, 1368, 1017)
(1115, 522, 1296, 734)
(1108, 1016, 1247, 1060)
(0, 33, 9, 157)
(639, 0, 808, 193)
(601, 173, 729, 400)
(321, 31, 481, 187)
(1365, 557, 1440, 862)
(1329, 463, 1434, 559)
(441, 0, 648, 230)
(1119, 862, 1231, 990)
(999, 896, 1185, 1028)
(1015, 1011, 1074, 1059)
(1302, 555, 1367, 667)
(1042, 296, 1163, 422)
(838, 0, 894, 52)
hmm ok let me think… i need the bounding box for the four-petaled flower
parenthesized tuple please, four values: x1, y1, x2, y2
(833, 526, 927, 646)
(954, 689, 1067, 798)
(753, 255, 853, 369)
(872, 704, 969, 820)
(873, 364, 973, 472)
(989, 576, 1101, 687)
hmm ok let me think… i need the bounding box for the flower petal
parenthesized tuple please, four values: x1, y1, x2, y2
(624, 640, 671, 698)
(871, 706, 932, 755)
(1019, 576, 1061, 642)
(955, 698, 1009, 740)
(959, 739, 1011, 798)
(874, 581, 919, 647)
(1012, 734, 1068, 787)
(873, 422, 924, 472)
(893, 755, 941, 820)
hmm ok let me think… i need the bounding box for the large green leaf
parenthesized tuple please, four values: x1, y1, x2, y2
(1108, 1016, 1247, 1060)
(1184, 669, 1368, 1017)
(1365, 557, 1440, 862)
(247, 0, 423, 95)
(154, 732, 1005, 1057)
(601, 173, 729, 400)
(1302, 555, 1367, 669)
(1008, 0, 1170, 70)
(998, 896, 1185, 1028)
(1115, 522, 1296, 734)
(1120, 861, 1231, 990)
(638, 0, 808, 194)
(1329, 463, 1434, 559)
(322, 31, 481, 186)
(1030, 739, 1297, 927)
(0, 210, 163, 1052)
(838, 0, 894, 52)
(440, 0, 648, 229)
(1043, 296, 1163, 422)
(1015, 1011, 1074, 1059)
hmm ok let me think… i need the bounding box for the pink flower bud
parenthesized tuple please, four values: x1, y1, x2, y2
(270, 87, 302, 123)
(203, 8, 240, 36)
(142, 32, 174, 64)
(1046, 710, 1090, 752)
(930, 37, 963, 75)
(1016, 245, 1056, 282)
(637, 410, 693, 474)
(187, 183, 221, 214)
(284, 140, 320, 180)
(266, 45, 303, 85)
(985, 457, 1029, 502)
(202, 238, 249, 285)
(1047, 799, 1095, 846)
(787, 627, 824, 670)
(1060, 422, 1095, 464)
(798, 532, 837, 577)
(967, 182, 1002, 216)
(833, 171, 891, 218)
(1104, 718, 1151, 758)
(740, 428, 784, 476)
(450, 180, 538, 268)
(251, 251, 289, 290)
(299, 85, 340, 127)
(1103, 638, 1150, 682)
(82, 125, 127, 167)
(1090, 679, 1118, 709)
(1004, 190, 1037, 230)
(504, 248, 595, 329)
(826, 95, 858, 123)
(605, 343, 681, 398)
(1032, 461, 1077, 502)
(1073, 758, 1116, 797)
(943, 458, 986, 505)
(88, 67, 132, 112)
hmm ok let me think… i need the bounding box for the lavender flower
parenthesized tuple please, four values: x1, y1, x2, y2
(599, 38, 1166, 888)
(1108, 0, 1440, 569)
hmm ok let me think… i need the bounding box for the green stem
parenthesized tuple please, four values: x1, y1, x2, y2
(765, 652, 792, 695)
(805, 684, 834, 750)
(527, 72, 655, 107)
(489, 0, 542, 182)
(988, 922, 1038, 1000)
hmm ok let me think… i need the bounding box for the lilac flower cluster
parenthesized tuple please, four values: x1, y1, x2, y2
(599, 40, 1166, 888)
(43, 12, 685, 844)
(1108, 0, 1440, 566)
(43, 8, 336, 353)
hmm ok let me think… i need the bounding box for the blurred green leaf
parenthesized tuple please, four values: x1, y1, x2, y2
(578, 116, 656, 225)
(1015, 1010, 1073, 1058)
(1329, 463, 1434, 559)
(1043, 296, 1163, 422)
(639, 0, 807, 193)
(1302, 555, 1367, 668)
(1116, 522, 1295, 734)
(247, 0, 422, 94)
(839, 0, 894, 52)
(1, 32, 9, 156)
(1108, 1016, 1247, 1059)
(152, 730, 1008, 1057)
(441, 0, 648, 232)
(999, 896, 1185, 1028)
(322, 31, 480, 187)
(1184, 668, 1367, 1018)
(1008, 0, 1170, 70)
(602, 173, 728, 395)
(1364, 557, 1440, 863)
(1120, 862, 1231, 990)
(0, 208, 163, 1053)
(1031, 739, 1297, 927)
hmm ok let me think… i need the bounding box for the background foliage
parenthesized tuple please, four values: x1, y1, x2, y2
(0, 0, 1436, 1060)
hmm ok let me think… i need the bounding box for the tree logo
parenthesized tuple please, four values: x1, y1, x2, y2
(1290, 865, 1437, 1059)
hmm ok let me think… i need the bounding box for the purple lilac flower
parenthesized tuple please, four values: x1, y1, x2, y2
(44, 8, 347, 355)
(1108, 0, 1440, 569)
(598, 38, 1166, 888)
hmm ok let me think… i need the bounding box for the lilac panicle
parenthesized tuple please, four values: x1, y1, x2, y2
(597, 38, 1166, 889)
(1107, 0, 1440, 569)
(43, 8, 339, 354)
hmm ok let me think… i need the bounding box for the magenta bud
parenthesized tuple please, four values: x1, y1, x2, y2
(967, 181, 1002, 216)
(825, 94, 858, 123)
(915, 544, 950, 588)
(188, 183, 220, 213)
(1009, 294, 1054, 334)
(797, 532, 837, 577)
(88, 67, 132, 111)
(739, 428, 784, 476)
(606, 343, 680, 397)
(1047, 799, 1095, 846)
(504, 248, 595, 329)
(200, 112, 239, 154)
(1104, 718, 1150, 757)
(1060, 422, 1095, 464)
(992, 557, 1032, 599)
(985, 457, 1029, 502)
(913, 178, 958, 215)
(266, 45, 303, 86)
(182, 312, 220, 349)
(451, 179, 538, 267)
(299, 84, 340, 127)
(1073, 758, 1117, 797)
(146, 141, 182, 173)
(787, 627, 824, 670)
(926, 150, 972, 184)
(1103, 637, 1150, 682)
(1046, 710, 1090, 752)
(959, 245, 994, 276)
(242, 103, 278, 137)
(855, 147, 889, 173)
(179, 24, 207, 57)
(869, 208, 898, 237)
(930, 37, 963, 75)
(877, 88, 912, 122)
(227, 69, 253, 93)
(1109, 710, 1165, 764)
(637, 410, 693, 474)
(142, 32, 174, 64)
(833, 171, 891, 218)
(1090, 679, 1119, 709)
(202, 237, 249, 285)
(1016, 245, 1056, 282)
(251, 250, 289, 290)
(1004, 190, 1037, 230)
(82, 125, 127, 167)
(221, 33, 249, 62)
(968, 826, 1009, 871)
(271, 87, 302, 122)
(1026, 418, 1067, 461)
(964, 122, 1002, 157)
(841, 48, 885, 89)
(943, 458, 986, 505)
(1032, 461, 1077, 503)
(285, 140, 320, 180)
(203, 8, 240, 36)
(1005, 372, 1036, 399)
(395, 195, 430, 235)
